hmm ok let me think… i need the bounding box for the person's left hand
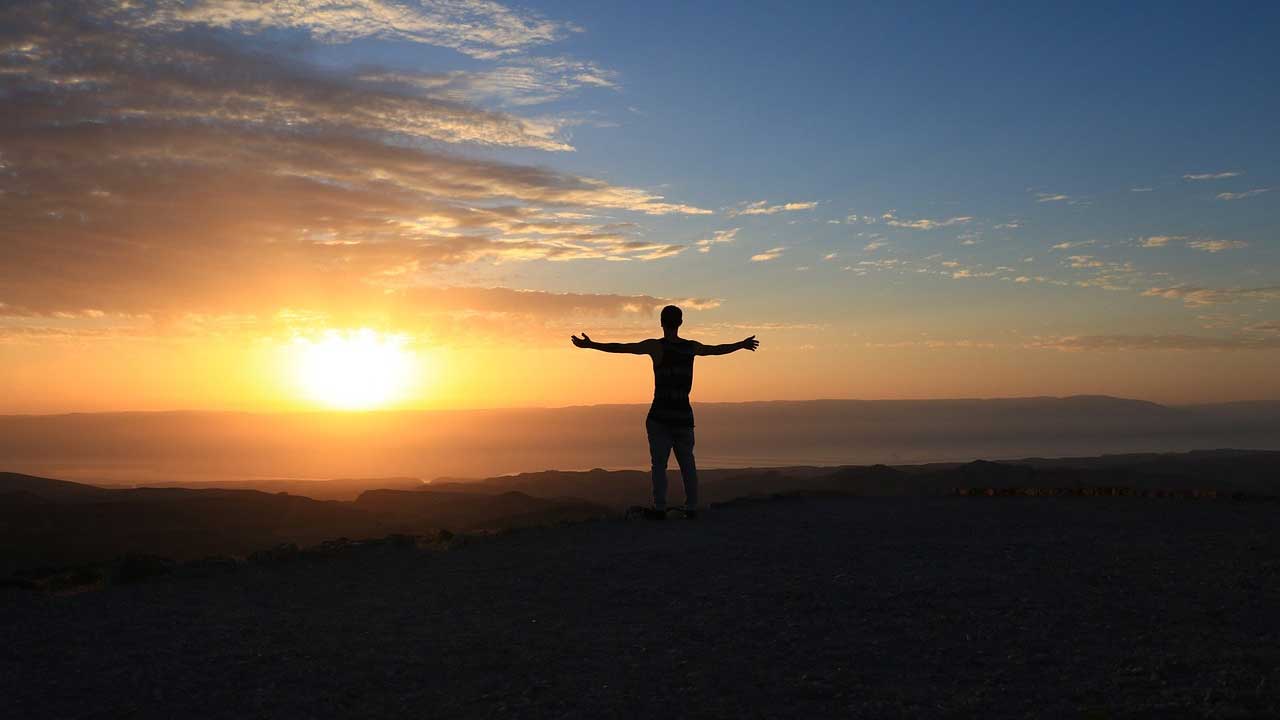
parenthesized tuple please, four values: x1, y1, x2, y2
(571, 333, 593, 348)
(740, 335, 760, 351)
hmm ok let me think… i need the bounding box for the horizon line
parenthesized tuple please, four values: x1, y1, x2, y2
(5, 394, 1280, 418)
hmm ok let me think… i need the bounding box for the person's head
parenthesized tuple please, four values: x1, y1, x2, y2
(660, 304, 683, 330)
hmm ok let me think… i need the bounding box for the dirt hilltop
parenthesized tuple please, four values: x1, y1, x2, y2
(4, 493, 1280, 718)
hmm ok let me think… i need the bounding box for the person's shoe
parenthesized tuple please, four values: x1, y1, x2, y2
(667, 506, 699, 520)
(643, 507, 667, 521)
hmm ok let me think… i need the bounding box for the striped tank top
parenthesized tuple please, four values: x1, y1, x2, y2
(647, 337, 696, 427)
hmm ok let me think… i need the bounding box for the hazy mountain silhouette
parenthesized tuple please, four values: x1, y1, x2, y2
(0, 471, 115, 502)
(3, 396, 1278, 486)
(130, 476, 425, 501)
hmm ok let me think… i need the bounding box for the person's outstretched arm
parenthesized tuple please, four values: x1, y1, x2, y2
(694, 335, 760, 356)
(571, 333, 658, 355)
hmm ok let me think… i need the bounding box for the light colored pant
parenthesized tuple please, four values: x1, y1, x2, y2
(646, 418, 697, 510)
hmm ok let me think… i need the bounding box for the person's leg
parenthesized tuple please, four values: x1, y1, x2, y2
(646, 418, 673, 510)
(672, 425, 698, 510)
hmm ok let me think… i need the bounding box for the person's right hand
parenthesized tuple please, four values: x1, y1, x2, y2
(571, 333, 593, 348)
(740, 335, 760, 351)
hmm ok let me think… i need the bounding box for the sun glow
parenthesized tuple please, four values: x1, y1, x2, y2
(293, 329, 416, 410)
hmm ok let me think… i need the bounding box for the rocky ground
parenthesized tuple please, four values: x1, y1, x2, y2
(4, 495, 1279, 719)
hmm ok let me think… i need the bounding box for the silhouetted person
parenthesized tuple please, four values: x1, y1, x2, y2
(572, 305, 759, 518)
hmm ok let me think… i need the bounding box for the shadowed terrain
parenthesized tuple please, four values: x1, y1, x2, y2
(0, 473, 609, 576)
(4, 494, 1279, 718)
(3, 449, 1279, 579)
(424, 449, 1280, 508)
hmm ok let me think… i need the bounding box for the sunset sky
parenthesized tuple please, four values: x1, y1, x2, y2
(2, 1, 1278, 413)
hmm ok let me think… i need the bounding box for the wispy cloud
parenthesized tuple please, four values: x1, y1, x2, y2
(1010, 275, 1067, 287)
(1035, 193, 1071, 203)
(863, 240, 888, 252)
(729, 200, 819, 217)
(1130, 187, 1154, 192)
(1139, 236, 1246, 252)
(880, 212, 972, 230)
(862, 339, 997, 350)
(1187, 239, 1248, 253)
(141, 0, 575, 59)
(1030, 333, 1280, 351)
(1067, 255, 1104, 269)
(1030, 190, 1093, 206)
(842, 258, 903, 275)
(950, 268, 998, 279)
(1050, 240, 1096, 251)
(667, 297, 723, 311)
(7, 9, 579, 151)
(711, 321, 822, 332)
(695, 228, 740, 253)
(363, 56, 619, 107)
(0, 287, 724, 344)
(1217, 188, 1271, 201)
(1183, 171, 1241, 181)
(1246, 320, 1280, 335)
(0, 1, 710, 324)
(1142, 286, 1280, 306)
(750, 247, 787, 262)
(401, 288, 712, 317)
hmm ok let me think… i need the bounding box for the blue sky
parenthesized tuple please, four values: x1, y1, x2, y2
(420, 1, 1280, 340)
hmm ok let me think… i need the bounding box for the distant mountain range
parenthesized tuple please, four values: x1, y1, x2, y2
(1, 396, 1277, 485)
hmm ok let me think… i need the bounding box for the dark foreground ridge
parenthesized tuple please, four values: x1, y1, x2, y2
(3, 449, 1280, 583)
(4, 493, 1280, 718)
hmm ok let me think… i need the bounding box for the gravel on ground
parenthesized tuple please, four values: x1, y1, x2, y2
(3, 496, 1279, 719)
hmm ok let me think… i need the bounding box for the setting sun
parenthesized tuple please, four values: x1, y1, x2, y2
(293, 330, 416, 410)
